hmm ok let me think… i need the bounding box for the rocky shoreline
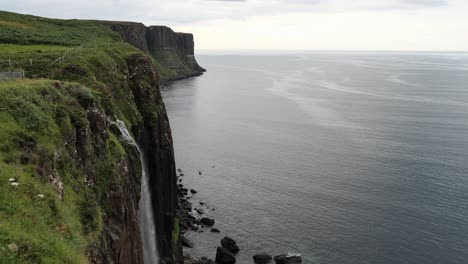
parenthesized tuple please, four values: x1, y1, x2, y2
(175, 168, 302, 264)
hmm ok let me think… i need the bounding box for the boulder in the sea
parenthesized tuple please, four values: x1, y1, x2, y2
(196, 208, 204, 214)
(211, 228, 220, 233)
(190, 189, 197, 194)
(178, 168, 182, 172)
(181, 235, 194, 248)
(216, 247, 236, 264)
(273, 253, 302, 264)
(200, 217, 215, 226)
(221, 236, 240, 253)
(199, 171, 202, 175)
(199, 257, 215, 264)
(254, 254, 273, 264)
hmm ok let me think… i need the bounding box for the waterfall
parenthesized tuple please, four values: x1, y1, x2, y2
(112, 119, 159, 264)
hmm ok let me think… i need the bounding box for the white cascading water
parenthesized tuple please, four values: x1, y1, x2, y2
(112, 120, 159, 264)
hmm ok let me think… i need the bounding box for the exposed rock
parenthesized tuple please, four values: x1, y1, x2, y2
(221, 237, 240, 253)
(198, 171, 202, 175)
(216, 247, 236, 264)
(210, 228, 220, 233)
(196, 208, 204, 214)
(181, 235, 194, 248)
(199, 202, 205, 205)
(273, 254, 302, 264)
(200, 217, 215, 227)
(190, 189, 197, 194)
(254, 254, 273, 264)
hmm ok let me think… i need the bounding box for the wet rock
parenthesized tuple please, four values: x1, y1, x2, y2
(181, 235, 194, 248)
(210, 228, 220, 233)
(221, 237, 239, 253)
(216, 247, 236, 264)
(200, 217, 215, 227)
(190, 189, 197, 194)
(254, 254, 273, 264)
(196, 208, 204, 214)
(273, 254, 302, 264)
(180, 173, 185, 176)
(199, 257, 215, 264)
(199, 202, 205, 205)
(198, 171, 202, 175)
(178, 168, 182, 172)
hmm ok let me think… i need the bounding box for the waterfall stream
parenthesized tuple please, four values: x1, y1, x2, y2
(112, 120, 159, 264)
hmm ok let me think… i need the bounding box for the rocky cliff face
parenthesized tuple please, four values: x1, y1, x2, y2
(103, 23, 205, 82)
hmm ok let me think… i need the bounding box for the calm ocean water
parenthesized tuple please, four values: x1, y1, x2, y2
(162, 52, 468, 264)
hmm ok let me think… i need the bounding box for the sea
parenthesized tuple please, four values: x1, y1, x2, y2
(161, 51, 468, 264)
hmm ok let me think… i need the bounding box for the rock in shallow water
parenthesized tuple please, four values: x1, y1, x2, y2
(216, 247, 236, 264)
(200, 217, 215, 226)
(181, 235, 194, 248)
(210, 228, 220, 233)
(254, 254, 273, 264)
(221, 236, 240, 253)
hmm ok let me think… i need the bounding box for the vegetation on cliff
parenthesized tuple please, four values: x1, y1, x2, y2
(0, 10, 184, 263)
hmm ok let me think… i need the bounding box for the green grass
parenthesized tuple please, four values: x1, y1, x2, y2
(0, 79, 136, 263)
(0, 11, 120, 46)
(0, 9, 188, 263)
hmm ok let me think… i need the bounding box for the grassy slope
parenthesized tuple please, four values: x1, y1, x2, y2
(0, 10, 160, 263)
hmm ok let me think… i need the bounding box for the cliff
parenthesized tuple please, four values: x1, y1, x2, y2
(101, 22, 205, 83)
(0, 10, 190, 264)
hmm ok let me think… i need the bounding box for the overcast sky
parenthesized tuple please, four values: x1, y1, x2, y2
(2, 0, 468, 51)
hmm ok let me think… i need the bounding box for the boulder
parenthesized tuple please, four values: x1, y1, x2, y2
(221, 237, 239, 253)
(190, 189, 197, 194)
(210, 228, 220, 233)
(199, 257, 215, 264)
(181, 235, 194, 248)
(216, 247, 236, 264)
(273, 254, 302, 264)
(253, 254, 273, 264)
(200, 217, 215, 226)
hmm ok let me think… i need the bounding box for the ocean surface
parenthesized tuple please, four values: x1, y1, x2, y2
(162, 52, 468, 264)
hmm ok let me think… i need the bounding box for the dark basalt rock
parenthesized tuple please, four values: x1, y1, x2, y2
(181, 235, 194, 248)
(199, 257, 215, 264)
(273, 254, 302, 264)
(210, 228, 220, 233)
(216, 247, 236, 264)
(200, 217, 215, 227)
(190, 189, 197, 194)
(254, 254, 273, 264)
(221, 237, 240, 253)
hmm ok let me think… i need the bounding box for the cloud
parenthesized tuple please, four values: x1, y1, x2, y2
(402, 0, 448, 6)
(0, 0, 454, 26)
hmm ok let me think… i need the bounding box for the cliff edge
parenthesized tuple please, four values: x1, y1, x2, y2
(101, 21, 205, 83)
(0, 10, 194, 264)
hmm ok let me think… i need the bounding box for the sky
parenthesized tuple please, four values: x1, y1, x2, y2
(1, 0, 468, 51)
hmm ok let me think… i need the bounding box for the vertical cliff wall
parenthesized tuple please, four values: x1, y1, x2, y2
(102, 23, 205, 83)
(0, 11, 188, 264)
